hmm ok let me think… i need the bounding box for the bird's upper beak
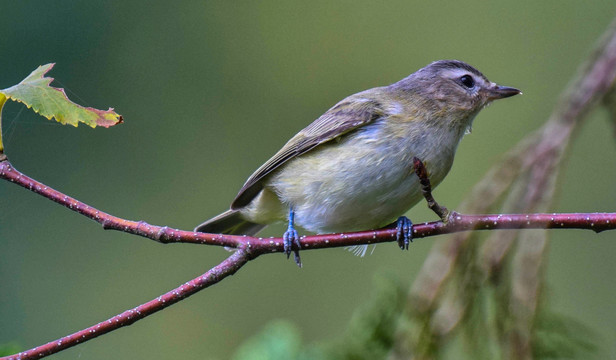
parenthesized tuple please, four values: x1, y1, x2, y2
(486, 84, 522, 100)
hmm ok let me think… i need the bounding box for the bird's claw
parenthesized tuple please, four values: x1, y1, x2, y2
(396, 216, 413, 250)
(283, 228, 302, 267)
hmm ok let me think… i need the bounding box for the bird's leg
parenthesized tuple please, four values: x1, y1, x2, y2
(412, 157, 453, 222)
(283, 208, 302, 267)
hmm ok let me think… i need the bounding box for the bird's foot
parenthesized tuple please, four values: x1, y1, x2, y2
(396, 216, 413, 250)
(283, 226, 302, 267)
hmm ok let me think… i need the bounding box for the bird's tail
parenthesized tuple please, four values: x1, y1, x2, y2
(194, 209, 266, 236)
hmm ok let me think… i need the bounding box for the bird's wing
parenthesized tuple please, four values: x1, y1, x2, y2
(231, 97, 385, 209)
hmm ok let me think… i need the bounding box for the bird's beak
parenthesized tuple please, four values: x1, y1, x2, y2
(486, 85, 522, 100)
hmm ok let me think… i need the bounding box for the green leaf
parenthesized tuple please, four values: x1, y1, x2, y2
(0, 63, 123, 128)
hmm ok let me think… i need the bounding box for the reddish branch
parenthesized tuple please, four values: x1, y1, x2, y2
(1, 159, 615, 254)
(2, 162, 616, 360)
(2, 157, 615, 360)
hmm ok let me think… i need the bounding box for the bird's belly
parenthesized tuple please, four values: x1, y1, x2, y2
(267, 129, 454, 233)
(290, 169, 424, 233)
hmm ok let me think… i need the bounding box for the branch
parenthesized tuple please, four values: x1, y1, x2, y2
(0, 248, 252, 360)
(2, 158, 615, 255)
(3, 157, 614, 359)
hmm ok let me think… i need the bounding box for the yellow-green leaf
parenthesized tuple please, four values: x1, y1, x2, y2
(0, 63, 123, 128)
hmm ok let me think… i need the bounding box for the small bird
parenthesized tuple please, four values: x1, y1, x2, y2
(195, 60, 520, 264)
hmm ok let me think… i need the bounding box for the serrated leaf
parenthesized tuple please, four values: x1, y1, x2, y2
(0, 63, 123, 128)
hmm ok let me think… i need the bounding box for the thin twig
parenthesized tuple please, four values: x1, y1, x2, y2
(412, 157, 450, 221)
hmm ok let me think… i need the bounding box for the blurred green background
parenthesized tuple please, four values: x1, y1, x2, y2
(1, 1, 616, 359)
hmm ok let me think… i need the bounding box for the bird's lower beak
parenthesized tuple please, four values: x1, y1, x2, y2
(487, 85, 522, 100)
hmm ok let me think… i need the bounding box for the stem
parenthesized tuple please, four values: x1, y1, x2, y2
(412, 157, 450, 221)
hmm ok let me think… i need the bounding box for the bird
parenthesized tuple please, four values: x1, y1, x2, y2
(195, 60, 520, 265)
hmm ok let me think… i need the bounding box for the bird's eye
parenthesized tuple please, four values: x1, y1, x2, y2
(459, 75, 475, 89)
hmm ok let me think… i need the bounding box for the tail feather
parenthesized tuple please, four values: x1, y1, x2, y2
(346, 244, 376, 257)
(194, 209, 266, 236)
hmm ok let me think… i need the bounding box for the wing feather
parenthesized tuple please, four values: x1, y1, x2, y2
(231, 96, 385, 209)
